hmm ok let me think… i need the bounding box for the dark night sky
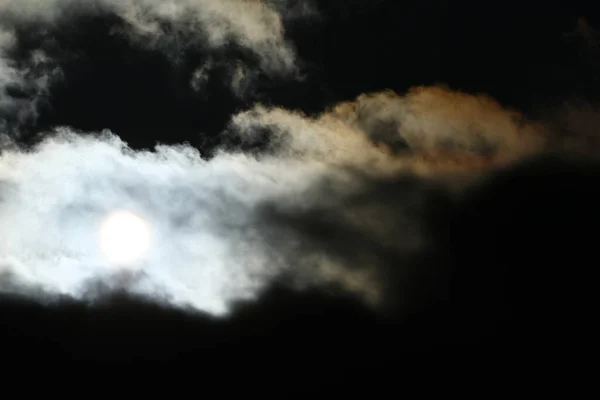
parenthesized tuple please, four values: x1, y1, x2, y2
(0, 0, 598, 389)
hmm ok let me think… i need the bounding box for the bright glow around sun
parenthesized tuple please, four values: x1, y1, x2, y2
(99, 210, 151, 266)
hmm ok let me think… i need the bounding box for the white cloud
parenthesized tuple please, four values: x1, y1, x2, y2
(0, 121, 382, 314)
(0, 84, 550, 315)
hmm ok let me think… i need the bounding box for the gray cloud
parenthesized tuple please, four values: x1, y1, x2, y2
(0, 0, 300, 82)
(0, 27, 18, 127)
(0, 0, 308, 135)
(0, 27, 61, 135)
